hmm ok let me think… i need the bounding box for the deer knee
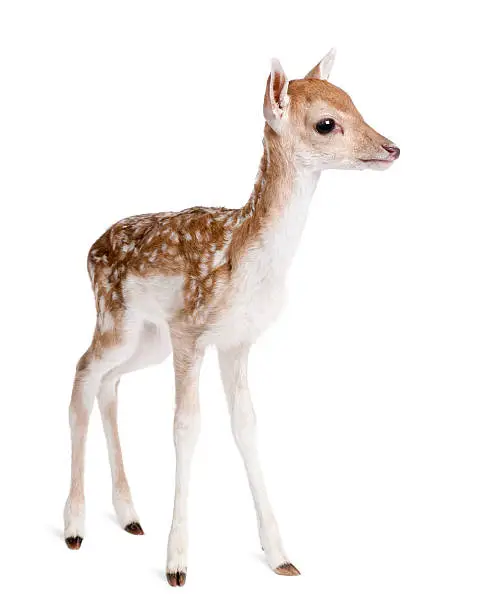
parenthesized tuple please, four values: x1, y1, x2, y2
(173, 409, 200, 451)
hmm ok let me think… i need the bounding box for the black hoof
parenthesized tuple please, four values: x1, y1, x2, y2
(124, 522, 144, 535)
(65, 536, 83, 550)
(274, 562, 301, 576)
(166, 571, 186, 586)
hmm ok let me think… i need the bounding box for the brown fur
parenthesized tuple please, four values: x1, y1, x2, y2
(85, 75, 394, 355)
(86, 129, 297, 343)
(289, 78, 359, 115)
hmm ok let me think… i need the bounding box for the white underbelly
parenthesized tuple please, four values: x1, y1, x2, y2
(124, 270, 286, 349)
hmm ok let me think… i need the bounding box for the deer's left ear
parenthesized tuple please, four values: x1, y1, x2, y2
(305, 48, 336, 80)
(263, 58, 289, 133)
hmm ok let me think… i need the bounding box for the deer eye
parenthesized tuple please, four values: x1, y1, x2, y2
(315, 118, 340, 135)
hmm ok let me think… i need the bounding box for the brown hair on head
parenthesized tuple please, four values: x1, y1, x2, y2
(287, 78, 360, 119)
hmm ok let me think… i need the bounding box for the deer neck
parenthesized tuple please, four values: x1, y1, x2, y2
(230, 127, 320, 278)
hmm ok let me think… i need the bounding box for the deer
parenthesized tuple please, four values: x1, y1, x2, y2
(63, 49, 400, 586)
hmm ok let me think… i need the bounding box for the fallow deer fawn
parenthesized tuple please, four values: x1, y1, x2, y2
(64, 49, 399, 585)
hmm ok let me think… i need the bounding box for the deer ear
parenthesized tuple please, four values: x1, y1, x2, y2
(305, 48, 336, 80)
(263, 58, 289, 133)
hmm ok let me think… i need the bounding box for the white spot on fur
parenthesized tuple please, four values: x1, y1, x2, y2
(213, 249, 227, 267)
(100, 310, 114, 332)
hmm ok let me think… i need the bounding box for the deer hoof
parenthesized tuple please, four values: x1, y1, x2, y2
(124, 522, 144, 535)
(166, 571, 187, 587)
(274, 562, 301, 576)
(65, 536, 83, 550)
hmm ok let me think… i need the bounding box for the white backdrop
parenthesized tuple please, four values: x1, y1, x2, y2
(1, 1, 502, 610)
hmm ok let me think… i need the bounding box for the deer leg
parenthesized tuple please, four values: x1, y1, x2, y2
(218, 344, 300, 576)
(166, 332, 203, 587)
(97, 375, 142, 535)
(97, 322, 172, 534)
(63, 321, 140, 548)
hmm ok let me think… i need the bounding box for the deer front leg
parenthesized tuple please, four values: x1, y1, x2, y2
(218, 344, 300, 576)
(166, 333, 203, 587)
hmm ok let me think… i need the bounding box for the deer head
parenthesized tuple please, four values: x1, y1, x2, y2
(263, 49, 400, 171)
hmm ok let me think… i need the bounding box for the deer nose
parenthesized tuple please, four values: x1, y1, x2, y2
(382, 145, 400, 160)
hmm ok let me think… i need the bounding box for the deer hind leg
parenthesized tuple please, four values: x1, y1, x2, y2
(166, 330, 204, 587)
(63, 315, 142, 549)
(218, 344, 300, 576)
(97, 322, 172, 535)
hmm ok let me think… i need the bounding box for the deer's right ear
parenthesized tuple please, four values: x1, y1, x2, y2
(263, 58, 289, 133)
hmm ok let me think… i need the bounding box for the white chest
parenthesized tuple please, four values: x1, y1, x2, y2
(203, 171, 319, 349)
(207, 258, 288, 349)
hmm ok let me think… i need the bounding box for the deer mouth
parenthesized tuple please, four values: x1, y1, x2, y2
(359, 158, 394, 164)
